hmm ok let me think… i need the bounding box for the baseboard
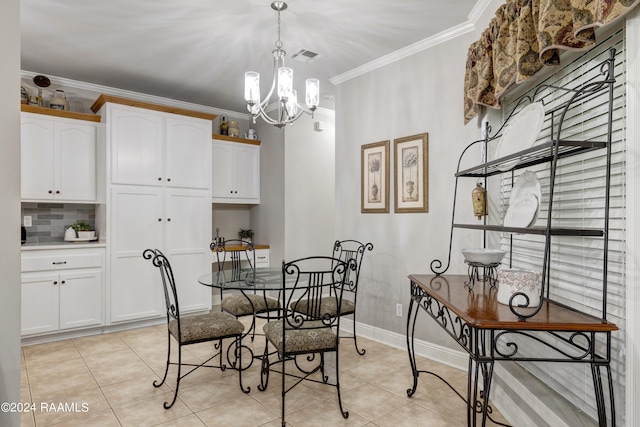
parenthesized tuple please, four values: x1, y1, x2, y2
(21, 317, 167, 346)
(339, 318, 467, 371)
(341, 319, 597, 427)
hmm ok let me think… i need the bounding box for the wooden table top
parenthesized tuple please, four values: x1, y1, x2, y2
(409, 274, 618, 332)
(212, 244, 270, 252)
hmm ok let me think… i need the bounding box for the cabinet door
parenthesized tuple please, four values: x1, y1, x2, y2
(56, 121, 97, 201)
(109, 106, 164, 186)
(212, 141, 234, 199)
(165, 189, 212, 312)
(59, 269, 103, 330)
(165, 116, 211, 190)
(110, 187, 164, 322)
(21, 114, 55, 200)
(21, 272, 59, 335)
(233, 144, 260, 201)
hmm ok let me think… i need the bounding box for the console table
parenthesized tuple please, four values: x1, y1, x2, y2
(406, 274, 618, 427)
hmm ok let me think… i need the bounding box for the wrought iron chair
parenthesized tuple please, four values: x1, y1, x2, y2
(290, 239, 373, 355)
(210, 238, 280, 336)
(143, 249, 248, 409)
(258, 256, 356, 427)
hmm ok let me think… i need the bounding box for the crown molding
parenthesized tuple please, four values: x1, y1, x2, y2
(330, 0, 494, 86)
(330, 20, 475, 85)
(20, 70, 249, 120)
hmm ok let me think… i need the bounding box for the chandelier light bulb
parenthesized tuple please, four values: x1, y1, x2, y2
(277, 67, 293, 99)
(305, 78, 319, 109)
(244, 71, 260, 104)
(286, 90, 299, 118)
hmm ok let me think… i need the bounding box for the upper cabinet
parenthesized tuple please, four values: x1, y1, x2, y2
(105, 105, 212, 189)
(21, 111, 98, 202)
(212, 138, 260, 204)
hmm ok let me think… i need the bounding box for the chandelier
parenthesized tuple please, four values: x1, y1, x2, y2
(244, 1, 319, 128)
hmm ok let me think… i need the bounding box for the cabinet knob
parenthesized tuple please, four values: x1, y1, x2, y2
(55, 190, 60, 194)
(158, 218, 162, 222)
(167, 178, 171, 182)
(48, 190, 53, 194)
(167, 218, 171, 222)
(53, 281, 58, 285)
(158, 177, 162, 181)
(61, 280, 66, 284)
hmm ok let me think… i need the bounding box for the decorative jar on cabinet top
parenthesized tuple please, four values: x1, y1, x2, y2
(49, 89, 70, 111)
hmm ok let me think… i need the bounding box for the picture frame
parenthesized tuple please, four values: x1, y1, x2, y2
(361, 140, 390, 213)
(394, 133, 428, 213)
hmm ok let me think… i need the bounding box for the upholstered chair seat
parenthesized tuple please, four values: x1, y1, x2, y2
(222, 294, 280, 317)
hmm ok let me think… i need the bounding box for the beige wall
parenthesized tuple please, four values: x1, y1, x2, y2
(284, 110, 336, 260)
(332, 0, 503, 345)
(250, 109, 336, 266)
(334, 33, 483, 346)
(250, 119, 286, 265)
(0, 0, 22, 425)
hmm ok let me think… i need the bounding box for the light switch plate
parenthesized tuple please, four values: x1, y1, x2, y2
(24, 216, 32, 227)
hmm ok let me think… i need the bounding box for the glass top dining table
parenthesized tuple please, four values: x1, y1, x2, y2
(197, 266, 287, 291)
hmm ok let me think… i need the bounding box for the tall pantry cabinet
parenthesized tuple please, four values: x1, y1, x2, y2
(92, 95, 215, 324)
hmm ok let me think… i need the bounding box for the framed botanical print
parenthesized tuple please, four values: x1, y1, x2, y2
(394, 133, 428, 213)
(361, 140, 390, 213)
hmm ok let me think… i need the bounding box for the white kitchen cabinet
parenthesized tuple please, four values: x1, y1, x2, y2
(109, 186, 212, 323)
(21, 112, 97, 202)
(212, 139, 260, 204)
(21, 248, 104, 336)
(92, 96, 215, 324)
(107, 104, 211, 189)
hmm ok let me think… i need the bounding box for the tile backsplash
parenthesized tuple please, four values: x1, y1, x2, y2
(21, 203, 96, 244)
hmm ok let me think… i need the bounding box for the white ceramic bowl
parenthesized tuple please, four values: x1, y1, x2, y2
(461, 248, 507, 265)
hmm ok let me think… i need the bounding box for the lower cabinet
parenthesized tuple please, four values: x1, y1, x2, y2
(21, 248, 104, 336)
(109, 186, 212, 323)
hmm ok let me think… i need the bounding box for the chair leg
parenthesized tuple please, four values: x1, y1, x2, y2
(352, 314, 366, 355)
(163, 339, 182, 410)
(281, 347, 286, 427)
(334, 349, 349, 419)
(258, 342, 270, 392)
(236, 336, 251, 394)
(154, 330, 171, 389)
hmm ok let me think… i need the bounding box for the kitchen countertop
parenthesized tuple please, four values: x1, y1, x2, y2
(21, 241, 107, 251)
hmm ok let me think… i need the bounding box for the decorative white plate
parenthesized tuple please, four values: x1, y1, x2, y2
(510, 170, 542, 207)
(504, 193, 538, 228)
(495, 102, 545, 171)
(64, 236, 98, 242)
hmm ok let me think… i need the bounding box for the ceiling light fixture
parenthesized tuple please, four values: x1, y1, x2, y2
(244, 1, 319, 128)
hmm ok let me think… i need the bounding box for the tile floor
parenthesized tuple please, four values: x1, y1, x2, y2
(20, 316, 510, 427)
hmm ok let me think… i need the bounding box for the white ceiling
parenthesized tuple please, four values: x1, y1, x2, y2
(20, 0, 480, 113)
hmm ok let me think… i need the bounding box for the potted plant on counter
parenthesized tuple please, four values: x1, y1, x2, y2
(71, 221, 96, 239)
(238, 228, 254, 244)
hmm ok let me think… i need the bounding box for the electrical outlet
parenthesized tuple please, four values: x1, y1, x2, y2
(24, 216, 32, 227)
(396, 303, 402, 317)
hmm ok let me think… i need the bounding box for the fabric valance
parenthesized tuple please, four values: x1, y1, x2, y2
(463, 0, 639, 123)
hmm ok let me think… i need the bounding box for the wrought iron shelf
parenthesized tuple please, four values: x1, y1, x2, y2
(452, 223, 605, 237)
(456, 139, 607, 178)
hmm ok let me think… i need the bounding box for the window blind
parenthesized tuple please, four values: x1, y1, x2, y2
(497, 28, 626, 424)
